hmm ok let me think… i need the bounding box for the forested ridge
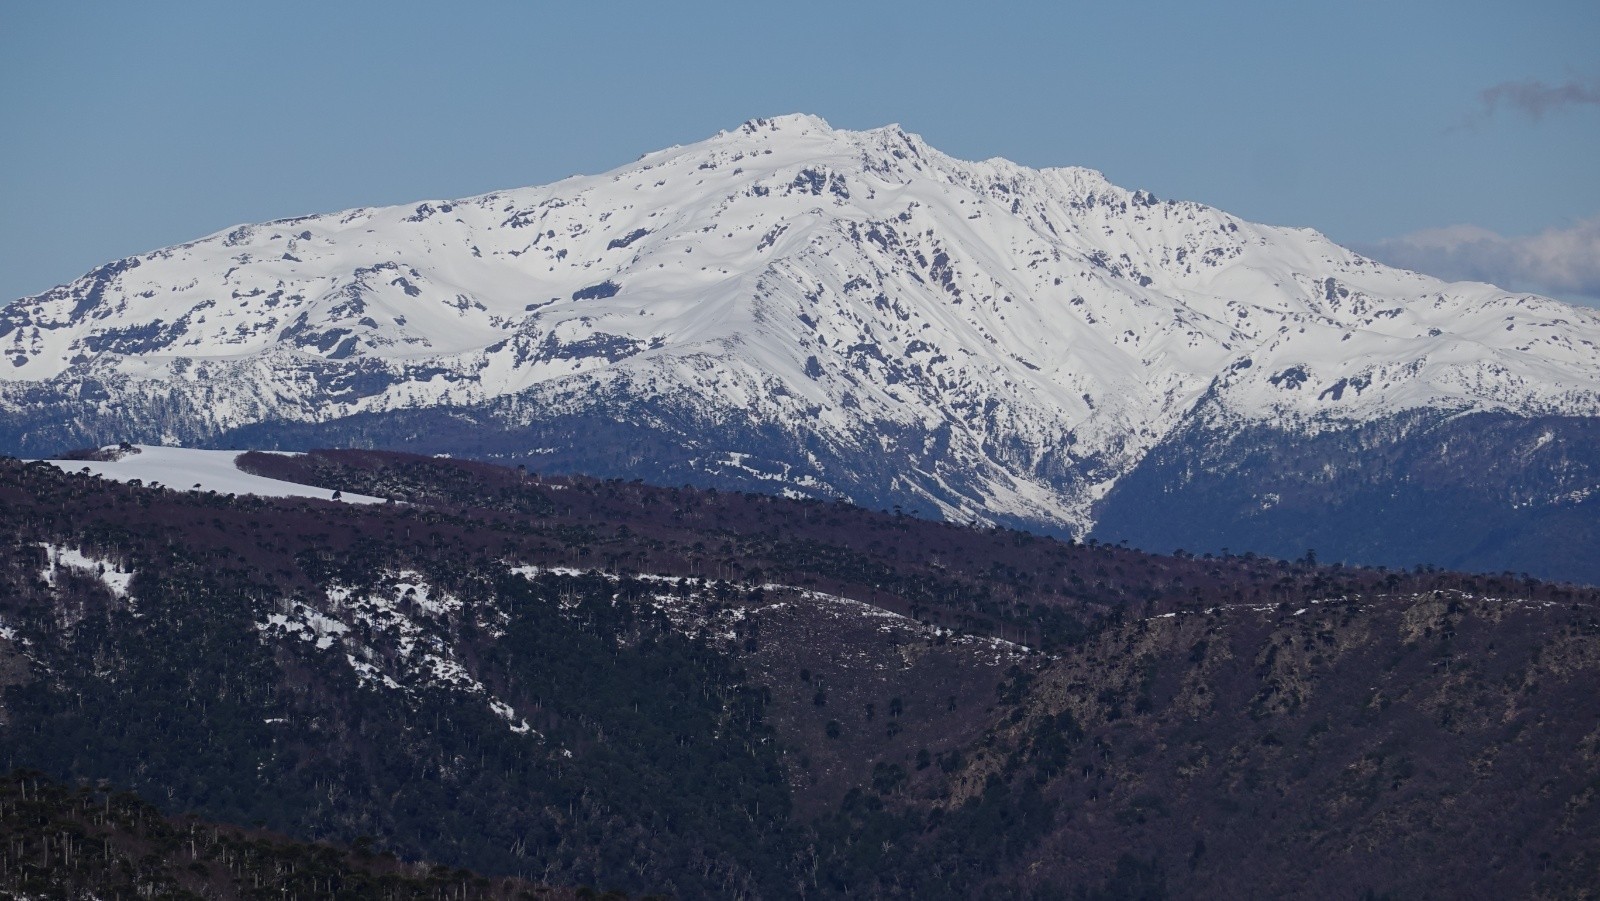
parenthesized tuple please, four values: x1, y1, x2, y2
(0, 450, 1595, 897)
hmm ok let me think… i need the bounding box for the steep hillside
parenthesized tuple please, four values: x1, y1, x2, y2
(1098, 410, 1600, 585)
(0, 772, 563, 900)
(2, 116, 1597, 580)
(0, 451, 1596, 897)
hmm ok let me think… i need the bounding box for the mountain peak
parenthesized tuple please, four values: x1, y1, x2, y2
(2, 116, 1598, 558)
(734, 112, 835, 135)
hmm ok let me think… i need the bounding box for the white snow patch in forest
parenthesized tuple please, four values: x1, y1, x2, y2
(258, 604, 350, 650)
(509, 564, 1033, 660)
(489, 698, 534, 734)
(346, 653, 402, 691)
(40, 543, 135, 603)
(38, 445, 385, 504)
(259, 574, 535, 735)
(390, 572, 463, 616)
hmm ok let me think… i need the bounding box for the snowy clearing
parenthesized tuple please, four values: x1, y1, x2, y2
(37, 445, 385, 504)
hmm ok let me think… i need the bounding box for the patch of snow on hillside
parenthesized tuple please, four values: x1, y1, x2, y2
(258, 603, 350, 650)
(41, 543, 135, 603)
(40, 445, 386, 504)
(258, 574, 534, 735)
(509, 564, 1032, 660)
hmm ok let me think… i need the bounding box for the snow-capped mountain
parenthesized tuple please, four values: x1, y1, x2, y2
(4, 114, 1599, 576)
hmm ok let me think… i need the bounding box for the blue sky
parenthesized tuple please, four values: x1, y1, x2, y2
(3, 1, 1598, 304)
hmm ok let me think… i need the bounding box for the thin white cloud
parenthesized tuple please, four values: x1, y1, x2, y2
(1474, 76, 1600, 123)
(1355, 216, 1600, 303)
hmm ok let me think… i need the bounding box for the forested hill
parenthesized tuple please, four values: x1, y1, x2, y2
(231, 448, 1591, 642)
(0, 450, 1596, 897)
(0, 771, 565, 899)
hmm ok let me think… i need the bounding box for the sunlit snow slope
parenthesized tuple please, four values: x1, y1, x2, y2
(38, 446, 385, 504)
(3, 114, 1598, 542)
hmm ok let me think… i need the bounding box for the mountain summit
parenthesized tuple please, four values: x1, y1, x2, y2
(4, 115, 1598, 578)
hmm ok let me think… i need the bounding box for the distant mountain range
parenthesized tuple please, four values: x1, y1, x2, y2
(4, 114, 1597, 581)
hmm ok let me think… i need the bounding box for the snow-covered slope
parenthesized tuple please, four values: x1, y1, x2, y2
(4, 114, 1599, 535)
(37, 445, 385, 503)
